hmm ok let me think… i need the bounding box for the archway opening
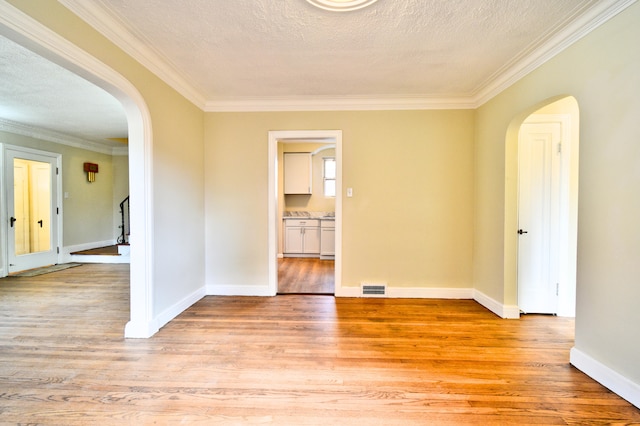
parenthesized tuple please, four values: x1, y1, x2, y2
(504, 95, 580, 317)
(0, 5, 155, 337)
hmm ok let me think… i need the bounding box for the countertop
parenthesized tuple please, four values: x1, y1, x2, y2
(283, 211, 334, 220)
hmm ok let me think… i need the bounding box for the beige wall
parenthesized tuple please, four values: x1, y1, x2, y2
(8, 0, 638, 399)
(0, 130, 117, 246)
(473, 2, 640, 385)
(204, 110, 475, 290)
(8, 0, 206, 318)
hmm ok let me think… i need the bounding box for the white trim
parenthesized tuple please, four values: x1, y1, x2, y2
(337, 285, 475, 299)
(62, 240, 117, 259)
(570, 347, 640, 409)
(391, 287, 473, 299)
(155, 287, 206, 331)
(0, 118, 127, 156)
(473, 289, 521, 319)
(269, 130, 343, 297)
(473, 0, 637, 106)
(0, 1, 155, 338)
(206, 284, 274, 297)
(206, 96, 476, 112)
(70, 253, 130, 264)
(57, 0, 636, 111)
(520, 113, 576, 318)
(0, 143, 4, 277)
(58, 0, 206, 109)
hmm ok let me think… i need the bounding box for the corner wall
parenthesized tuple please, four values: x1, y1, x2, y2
(473, 1, 640, 402)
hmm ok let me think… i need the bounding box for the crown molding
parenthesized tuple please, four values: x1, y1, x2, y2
(60, 0, 636, 112)
(0, 118, 127, 156)
(205, 95, 477, 112)
(472, 0, 637, 107)
(58, 0, 207, 110)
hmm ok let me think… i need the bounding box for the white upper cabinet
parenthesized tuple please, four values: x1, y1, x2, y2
(284, 153, 312, 194)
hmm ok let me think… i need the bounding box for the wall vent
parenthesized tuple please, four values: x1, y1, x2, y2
(361, 283, 387, 297)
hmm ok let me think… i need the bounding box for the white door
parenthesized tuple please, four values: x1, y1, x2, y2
(517, 122, 562, 314)
(6, 148, 59, 273)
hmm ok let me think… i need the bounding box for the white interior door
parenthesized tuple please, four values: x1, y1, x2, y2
(517, 122, 562, 314)
(6, 148, 59, 273)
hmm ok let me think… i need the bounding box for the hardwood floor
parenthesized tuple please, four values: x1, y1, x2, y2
(1, 263, 639, 424)
(70, 245, 120, 255)
(278, 257, 334, 294)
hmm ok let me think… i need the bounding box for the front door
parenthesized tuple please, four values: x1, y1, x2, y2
(6, 147, 59, 273)
(517, 122, 562, 314)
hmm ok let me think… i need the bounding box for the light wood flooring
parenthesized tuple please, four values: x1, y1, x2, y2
(0, 263, 639, 425)
(278, 257, 334, 294)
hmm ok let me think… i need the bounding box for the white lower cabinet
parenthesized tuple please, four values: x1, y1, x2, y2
(320, 220, 335, 258)
(284, 219, 320, 256)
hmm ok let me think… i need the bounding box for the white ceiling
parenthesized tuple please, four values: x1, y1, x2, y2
(0, 0, 631, 147)
(0, 35, 128, 149)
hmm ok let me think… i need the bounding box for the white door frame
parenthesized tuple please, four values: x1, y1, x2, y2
(1, 144, 62, 275)
(517, 113, 576, 317)
(268, 130, 343, 296)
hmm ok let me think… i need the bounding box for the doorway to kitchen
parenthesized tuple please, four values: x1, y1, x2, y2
(268, 130, 342, 296)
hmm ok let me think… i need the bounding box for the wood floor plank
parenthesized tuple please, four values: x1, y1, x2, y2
(0, 263, 638, 424)
(278, 257, 334, 294)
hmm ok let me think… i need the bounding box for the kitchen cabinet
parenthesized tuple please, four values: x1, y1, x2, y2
(284, 219, 320, 256)
(284, 153, 312, 194)
(320, 219, 335, 259)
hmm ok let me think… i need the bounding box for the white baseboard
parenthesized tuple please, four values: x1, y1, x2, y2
(61, 239, 116, 263)
(124, 319, 159, 339)
(206, 284, 275, 297)
(570, 347, 640, 409)
(205, 283, 520, 321)
(335, 286, 474, 299)
(473, 289, 520, 319)
(155, 286, 206, 331)
(69, 254, 130, 264)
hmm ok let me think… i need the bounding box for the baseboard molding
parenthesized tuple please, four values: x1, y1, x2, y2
(473, 289, 520, 319)
(570, 347, 640, 409)
(335, 286, 474, 299)
(155, 286, 206, 331)
(61, 240, 116, 263)
(69, 254, 130, 264)
(124, 319, 159, 339)
(206, 284, 275, 297)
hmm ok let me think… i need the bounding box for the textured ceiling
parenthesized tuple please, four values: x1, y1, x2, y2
(0, 35, 127, 147)
(0, 0, 629, 147)
(81, 0, 600, 104)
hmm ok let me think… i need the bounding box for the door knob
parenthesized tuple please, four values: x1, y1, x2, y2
(10, 217, 16, 227)
(518, 229, 528, 235)
(38, 219, 43, 228)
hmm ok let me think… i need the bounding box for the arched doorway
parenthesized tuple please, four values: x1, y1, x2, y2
(0, 3, 155, 337)
(506, 96, 579, 317)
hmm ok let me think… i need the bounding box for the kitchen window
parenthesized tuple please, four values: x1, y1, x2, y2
(323, 157, 336, 197)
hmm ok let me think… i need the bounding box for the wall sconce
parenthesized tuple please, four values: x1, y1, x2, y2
(84, 162, 99, 182)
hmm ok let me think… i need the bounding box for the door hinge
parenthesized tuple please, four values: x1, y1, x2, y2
(56, 167, 59, 175)
(57, 247, 60, 254)
(57, 207, 59, 215)
(557, 142, 562, 154)
(556, 283, 559, 296)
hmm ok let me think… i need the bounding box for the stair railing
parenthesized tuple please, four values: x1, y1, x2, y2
(117, 196, 130, 244)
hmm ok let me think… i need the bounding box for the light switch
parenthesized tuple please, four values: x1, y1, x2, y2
(347, 188, 353, 197)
